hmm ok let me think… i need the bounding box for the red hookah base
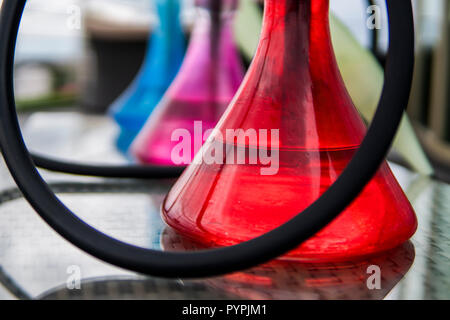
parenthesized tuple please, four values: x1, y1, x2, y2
(161, 148, 417, 262)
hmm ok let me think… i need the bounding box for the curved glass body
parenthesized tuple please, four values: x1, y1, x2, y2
(162, 0, 417, 262)
(110, 0, 185, 154)
(131, 0, 245, 165)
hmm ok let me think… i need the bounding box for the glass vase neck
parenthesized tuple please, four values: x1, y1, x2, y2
(264, 0, 330, 17)
(155, 0, 182, 29)
(139, 0, 184, 80)
(196, 0, 239, 12)
(258, 0, 335, 88)
(165, 1, 244, 102)
(224, 0, 360, 150)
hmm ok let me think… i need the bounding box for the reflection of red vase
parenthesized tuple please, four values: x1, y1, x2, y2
(161, 227, 415, 300)
(161, 0, 417, 261)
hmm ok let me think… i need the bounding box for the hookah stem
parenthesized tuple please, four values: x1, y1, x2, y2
(368, 0, 378, 54)
(367, 0, 383, 65)
(209, 0, 221, 120)
(257, 0, 381, 60)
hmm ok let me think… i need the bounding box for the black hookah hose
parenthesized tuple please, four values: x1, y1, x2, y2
(30, 154, 184, 179)
(0, 0, 414, 278)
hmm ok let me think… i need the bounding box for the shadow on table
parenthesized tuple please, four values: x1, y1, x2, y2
(161, 227, 415, 300)
(37, 276, 239, 300)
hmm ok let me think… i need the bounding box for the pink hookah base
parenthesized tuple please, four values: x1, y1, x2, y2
(131, 98, 230, 166)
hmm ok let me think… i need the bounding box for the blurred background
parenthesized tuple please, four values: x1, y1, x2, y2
(0, 0, 449, 301)
(4, 0, 450, 180)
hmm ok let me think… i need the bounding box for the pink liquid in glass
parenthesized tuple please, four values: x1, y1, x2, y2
(131, 0, 244, 165)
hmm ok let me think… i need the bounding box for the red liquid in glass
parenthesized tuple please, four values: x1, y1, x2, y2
(162, 0, 417, 261)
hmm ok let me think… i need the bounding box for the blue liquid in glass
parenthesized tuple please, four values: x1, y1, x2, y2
(110, 0, 186, 154)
